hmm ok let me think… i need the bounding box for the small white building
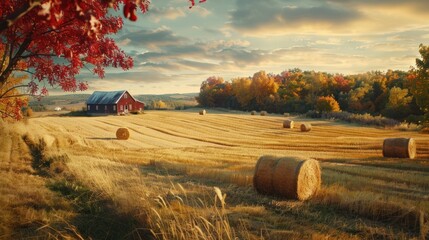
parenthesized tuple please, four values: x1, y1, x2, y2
(54, 107, 62, 111)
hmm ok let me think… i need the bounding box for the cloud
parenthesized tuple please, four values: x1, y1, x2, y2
(327, 0, 429, 10)
(204, 40, 251, 49)
(119, 27, 188, 50)
(229, 0, 361, 35)
(147, 7, 187, 22)
(228, 0, 429, 36)
(189, 6, 211, 17)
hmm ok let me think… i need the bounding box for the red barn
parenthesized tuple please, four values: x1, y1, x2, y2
(86, 90, 145, 115)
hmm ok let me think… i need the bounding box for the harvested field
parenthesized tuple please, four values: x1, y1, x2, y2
(3, 109, 429, 239)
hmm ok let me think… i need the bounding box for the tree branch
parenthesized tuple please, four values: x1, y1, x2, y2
(0, 0, 42, 33)
(0, 94, 30, 99)
(0, 43, 10, 73)
(0, 33, 33, 85)
(21, 53, 57, 59)
(0, 84, 28, 98)
(12, 68, 34, 75)
(0, 109, 18, 119)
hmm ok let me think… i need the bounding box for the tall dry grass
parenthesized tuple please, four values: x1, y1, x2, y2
(66, 155, 254, 240)
(0, 122, 81, 239)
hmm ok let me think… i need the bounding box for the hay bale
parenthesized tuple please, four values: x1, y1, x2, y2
(300, 123, 312, 132)
(199, 109, 206, 115)
(251, 111, 256, 115)
(283, 120, 294, 128)
(260, 111, 267, 116)
(254, 156, 321, 200)
(116, 128, 130, 140)
(253, 156, 278, 195)
(383, 138, 416, 159)
(284, 113, 290, 117)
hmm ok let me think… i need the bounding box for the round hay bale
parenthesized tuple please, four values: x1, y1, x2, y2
(300, 123, 312, 132)
(382, 138, 416, 159)
(283, 120, 294, 128)
(253, 156, 321, 201)
(260, 111, 267, 116)
(42, 134, 56, 147)
(199, 109, 206, 115)
(253, 156, 278, 195)
(251, 110, 256, 115)
(116, 128, 130, 140)
(284, 113, 290, 117)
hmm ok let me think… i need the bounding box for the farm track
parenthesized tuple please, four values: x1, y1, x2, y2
(23, 110, 429, 238)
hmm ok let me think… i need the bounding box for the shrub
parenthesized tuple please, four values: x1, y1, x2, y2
(307, 110, 400, 127)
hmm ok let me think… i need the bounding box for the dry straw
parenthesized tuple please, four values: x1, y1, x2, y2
(199, 109, 206, 115)
(382, 138, 416, 159)
(251, 111, 256, 115)
(42, 134, 56, 147)
(300, 123, 312, 132)
(260, 111, 267, 116)
(253, 156, 321, 201)
(283, 120, 294, 128)
(116, 128, 130, 140)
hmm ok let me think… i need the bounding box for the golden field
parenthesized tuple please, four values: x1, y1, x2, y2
(1, 109, 428, 239)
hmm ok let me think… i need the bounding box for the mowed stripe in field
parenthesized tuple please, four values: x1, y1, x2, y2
(28, 111, 429, 160)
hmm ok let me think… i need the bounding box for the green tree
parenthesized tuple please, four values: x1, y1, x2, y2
(409, 44, 429, 123)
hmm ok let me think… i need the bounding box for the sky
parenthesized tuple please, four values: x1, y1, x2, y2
(77, 0, 429, 95)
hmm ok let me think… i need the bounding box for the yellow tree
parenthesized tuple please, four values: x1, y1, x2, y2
(231, 77, 252, 108)
(387, 87, 412, 108)
(249, 71, 279, 107)
(316, 96, 340, 113)
(0, 46, 28, 120)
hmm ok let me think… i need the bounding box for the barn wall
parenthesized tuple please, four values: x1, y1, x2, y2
(87, 104, 117, 114)
(117, 91, 144, 113)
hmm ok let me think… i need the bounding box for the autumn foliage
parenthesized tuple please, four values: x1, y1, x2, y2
(316, 96, 340, 113)
(197, 67, 425, 124)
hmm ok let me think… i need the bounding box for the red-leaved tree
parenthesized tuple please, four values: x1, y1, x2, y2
(0, 0, 206, 120)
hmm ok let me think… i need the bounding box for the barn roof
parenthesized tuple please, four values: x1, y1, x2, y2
(86, 90, 127, 104)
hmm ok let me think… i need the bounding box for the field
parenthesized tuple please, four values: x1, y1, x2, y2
(1, 110, 429, 239)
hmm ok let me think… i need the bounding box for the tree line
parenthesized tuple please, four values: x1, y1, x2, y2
(196, 45, 429, 125)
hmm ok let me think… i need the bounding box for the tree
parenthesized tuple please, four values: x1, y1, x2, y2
(382, 87, 412, 120)
(0, 73, 28, 120)
(232, 77, 252, 108)
(196, 76, 224, 107)
(249, 71, 279, 108)
(316, 96, 340, 113)
(409, 44, 429, 123)
(0, 0, 207, 120)
(387, 87, 411, 108)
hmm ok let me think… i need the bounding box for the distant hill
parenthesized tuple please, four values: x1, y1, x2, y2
(28, 93, 198, 111)
(135, 93, 198, 102)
